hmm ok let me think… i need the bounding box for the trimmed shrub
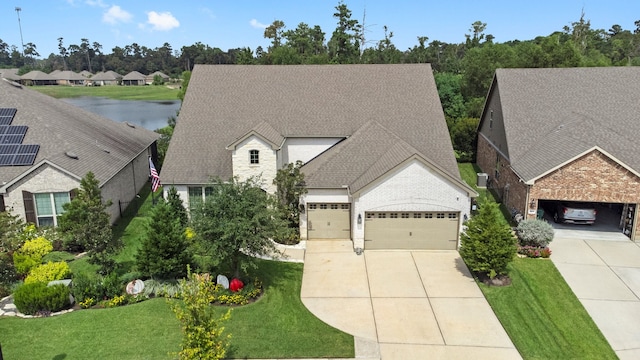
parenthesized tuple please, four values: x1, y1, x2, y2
(102, 272, 124, 299)
(13, 236, 53, 275)
(13, 282, 71, 315)
(19, 236, 53, 258)
(24, 261, 71, 284)
(72, 272, 103, 301)
(516, 219, 555, 247)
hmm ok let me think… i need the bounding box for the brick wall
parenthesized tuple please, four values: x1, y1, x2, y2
(477, 135, 528, 215)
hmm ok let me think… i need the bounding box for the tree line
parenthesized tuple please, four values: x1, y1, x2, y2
(2, 3, 639, 160)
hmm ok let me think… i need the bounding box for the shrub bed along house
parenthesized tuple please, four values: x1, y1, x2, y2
(13, 282, 71, 315)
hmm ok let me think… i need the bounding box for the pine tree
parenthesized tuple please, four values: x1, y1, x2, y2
(136, 199, 192, 279)
(58, 172, 118, 274)
(166, 186, 188, 228)
(459, 200, 517, 279)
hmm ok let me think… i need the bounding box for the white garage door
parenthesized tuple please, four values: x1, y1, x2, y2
(307, 203, 351, 239)
(364, 211, 459, 250)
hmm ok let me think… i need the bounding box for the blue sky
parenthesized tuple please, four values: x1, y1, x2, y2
(2, 0, 640, 57)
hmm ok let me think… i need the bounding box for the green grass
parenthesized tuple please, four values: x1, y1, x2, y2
(0, 298, 181, 360)
(0, 185, 354, 359)
(458, 162, 513, 223)
(480, 258, 617, 360)
(30, 85, 180, 100)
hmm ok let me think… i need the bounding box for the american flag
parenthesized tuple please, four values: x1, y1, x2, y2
(149, 157, 161, 192)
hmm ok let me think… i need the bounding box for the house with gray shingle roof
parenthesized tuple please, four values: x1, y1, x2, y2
(20, 70, 57, 85)
(0, 78, 159, 226)
(162, 64, 476, 251)
(145, 71, 170, 85)
(122, 71, 146, 86)
(51, 70, 86, 86)
(477, 67, 640, 240)
(90, 70, 122, 86)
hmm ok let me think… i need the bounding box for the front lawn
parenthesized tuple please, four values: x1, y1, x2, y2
(0, 186, 354, 359)
(480, 258, 616, 360)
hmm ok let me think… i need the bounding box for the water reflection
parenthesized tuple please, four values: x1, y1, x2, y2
(62, 96, 181, 131)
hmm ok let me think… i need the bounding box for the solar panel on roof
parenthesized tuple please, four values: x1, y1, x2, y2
(6, 126, 27, 135)
(0, 144, 19, 154)
(12, 153, 37, 166)
(0, 126, 8, 135)
(18, 144, 39, 154)
(1, 134, 24, 144)
(0, 154, 14, 166)
(0, 109, 16, 117)
(0, 117, 12, 126)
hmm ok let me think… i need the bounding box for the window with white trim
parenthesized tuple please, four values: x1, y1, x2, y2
(34, 192, 70, 227)
(249, 149, 259, 164)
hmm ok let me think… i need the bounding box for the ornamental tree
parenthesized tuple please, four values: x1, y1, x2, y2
(136, 199, 192, 279)
(273, 161, 307, 244)
(190, 177, 285, 278)
(58, 172, 119, 274)
(459, 200, 517, 279)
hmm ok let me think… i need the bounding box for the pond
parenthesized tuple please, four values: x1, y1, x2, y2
(61, 96, 180, 131)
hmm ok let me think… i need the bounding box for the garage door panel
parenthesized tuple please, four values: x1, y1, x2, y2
(364, 212, 459, 250)
(307, 203, 351, 239)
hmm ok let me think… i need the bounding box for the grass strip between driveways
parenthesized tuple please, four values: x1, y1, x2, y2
(0, 186, 354, 359)
(31, 85, 180, 100)
(459, 163, 617, 359)
(479, 258, 617, 360)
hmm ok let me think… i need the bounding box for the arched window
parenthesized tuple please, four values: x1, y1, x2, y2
(249, 149, 259, 164)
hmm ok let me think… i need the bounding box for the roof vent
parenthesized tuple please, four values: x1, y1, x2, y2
(65, 151, 79, 159)
(103, 148, 111, 154)
(125, 122, 136, 128)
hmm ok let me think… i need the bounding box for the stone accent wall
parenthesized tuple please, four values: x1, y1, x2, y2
(351, 160, 471, 250)
(4, 165, 80, 223)
(231, 136, 277, 193)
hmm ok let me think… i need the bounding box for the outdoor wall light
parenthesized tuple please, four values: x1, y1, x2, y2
(357, 214, 362, 225)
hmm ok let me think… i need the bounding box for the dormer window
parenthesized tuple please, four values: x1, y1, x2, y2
(249, 149, 259, 164)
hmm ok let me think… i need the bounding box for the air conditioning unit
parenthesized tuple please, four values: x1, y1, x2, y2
(477, 173, 488, 188)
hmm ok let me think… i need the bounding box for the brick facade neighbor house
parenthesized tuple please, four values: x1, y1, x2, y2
(161, 64, 477, 251)
(477, 67, 640, 240)
(0, 78, 159, 225)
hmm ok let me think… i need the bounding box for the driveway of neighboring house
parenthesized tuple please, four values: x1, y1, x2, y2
(300, 240, 520, 360)
(551, 232, 640, 360)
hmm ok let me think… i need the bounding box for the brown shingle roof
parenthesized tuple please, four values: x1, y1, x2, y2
(0, 78, 159, 186)
(122, 71, 146, 80)
(162, 64, 460, 187)
(488, 67, 640, 182)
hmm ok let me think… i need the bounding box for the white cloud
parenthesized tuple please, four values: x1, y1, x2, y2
(103, 5, 133, 24)
(146, 11, 180, 31)
(201, 7, 216, 20)
(250, 19, 267, 29)
(85, 0, 107, 7)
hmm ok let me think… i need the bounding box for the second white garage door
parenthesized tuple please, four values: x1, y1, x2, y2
(307, 203, 351, 239)
(364, 211, 460, 250)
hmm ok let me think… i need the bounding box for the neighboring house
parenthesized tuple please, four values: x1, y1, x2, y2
(0, 69, 20, 82)
(79, 70, 93, 78)
(122, 71, 146, 86)
(145, 71, 170, 85)
(19, 71, 57, 86)
(476, 67, 640, 241)
(0, 78, 159, 226)
(162, 64, 476, 251)
(51, 70, 86, 86)
(90, 71, 122, 86)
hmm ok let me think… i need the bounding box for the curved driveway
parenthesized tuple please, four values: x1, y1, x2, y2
(300, 240, 520, 360)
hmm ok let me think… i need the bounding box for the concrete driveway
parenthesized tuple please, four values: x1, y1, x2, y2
(300, 240, 520, 360)
(551, 235, 640, 360)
